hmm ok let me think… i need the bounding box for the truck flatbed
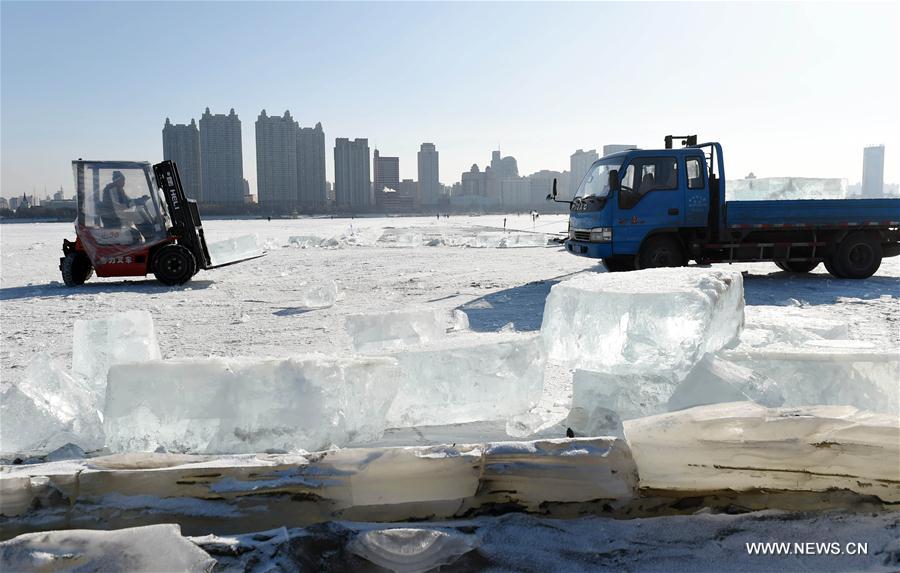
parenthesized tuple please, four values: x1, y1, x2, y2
(726, 198, 900, 230)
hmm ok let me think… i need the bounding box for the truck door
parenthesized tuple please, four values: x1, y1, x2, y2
(684, 154, 709, 227)
(613, 155, 684, 255)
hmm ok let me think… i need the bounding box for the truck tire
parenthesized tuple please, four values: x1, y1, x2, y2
(603, 256, 635, 273)
(779, 260, 820, 273)
(637, 235, 684, 269)
(61, 252, 93, 287)
(153, 244, 196, 286)
(823, 256, 845, 278)
(835, 232, 882, 279)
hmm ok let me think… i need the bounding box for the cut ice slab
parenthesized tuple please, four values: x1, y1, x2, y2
(541, 268, 744, 376)
(386, 333, 545, 428)
(207, 233, 264, 266)
(295, 279, 338, 309)
(0, 354, 102, 455)
(0, 524, 215, 573)
(103, 355, 400, 454)
(721, 339, 899, 415)
(346, 308, 469, 353)
(667, 353, 784, 412)
(623, 401, 900, 502)
(72, 310, 161, 396)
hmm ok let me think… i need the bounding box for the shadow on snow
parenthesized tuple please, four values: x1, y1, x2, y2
(0, 280, 215, 302)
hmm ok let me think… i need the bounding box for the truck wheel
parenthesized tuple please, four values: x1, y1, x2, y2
(637, 235, 684, 269)
(774, 261, 789, 272)
(823, 256, 845, 278)
(835, 232, 882, 279)
(781, 260, 820, 273)
(603, 256, 635, 272)
(61, 252, 93, 287)
(153, 245, 196, 286)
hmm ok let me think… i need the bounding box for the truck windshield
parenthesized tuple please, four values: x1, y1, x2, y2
(575, 158, 623, 199)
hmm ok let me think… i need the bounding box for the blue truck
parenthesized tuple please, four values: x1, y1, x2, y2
(553, 136, 900, 278)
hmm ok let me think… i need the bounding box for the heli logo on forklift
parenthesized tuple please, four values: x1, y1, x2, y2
(99, 255, 135, 265)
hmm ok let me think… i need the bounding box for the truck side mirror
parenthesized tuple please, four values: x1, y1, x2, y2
(546, 178, 558, 201)
(609, 170, 620, 192)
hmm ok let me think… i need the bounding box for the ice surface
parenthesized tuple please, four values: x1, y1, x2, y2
(667, 353, 784, 411)
(385, 333, 545, 428)
(726, 177, 848, 200)
(346, 308, 469, 353)
(294, 279, 338, 309)
(0, 524, 215, 572)
(207, 233, 264, 266)
(541, 268, 744, 375)
(103, 355, 400, 454)
(721, 340, 899, 415)
(624, 402, 900, 501)
(0, 354, 102, 455)
(72, 310, 161, 396)
(348, 528, 478, 573)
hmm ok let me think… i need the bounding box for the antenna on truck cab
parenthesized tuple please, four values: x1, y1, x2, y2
(664, 135, 698, 149)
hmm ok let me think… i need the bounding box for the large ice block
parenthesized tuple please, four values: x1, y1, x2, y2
(541, 268, 744, 375)
(72, 311, 161, 396)
(0, 354, 102, 455)
(570, 368, 674, 423)
(386, 333, 544, 428)
(624, 402, 900, 501)
(667, 353, 784, 412)
(206, 233, 264, 266)
(721, 340, 899, 415)
(346, 308, 469, 353)
(103, 355, 400, 454)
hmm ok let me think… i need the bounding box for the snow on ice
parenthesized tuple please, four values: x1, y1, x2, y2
(541, 267, 745, 375)
(103, 355, 400, 454)
(624, 401, 900, 502)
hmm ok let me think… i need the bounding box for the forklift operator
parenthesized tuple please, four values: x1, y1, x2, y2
(100, 171, 153, 238)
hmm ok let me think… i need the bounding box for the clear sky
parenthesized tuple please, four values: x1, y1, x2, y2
(1, 1, 897, 198)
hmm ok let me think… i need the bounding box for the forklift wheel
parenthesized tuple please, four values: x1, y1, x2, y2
(61, 252, 93, 287)
(153, 245, 197, 286)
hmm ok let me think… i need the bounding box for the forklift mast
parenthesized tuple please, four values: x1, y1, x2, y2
(153, 160, 212, 270)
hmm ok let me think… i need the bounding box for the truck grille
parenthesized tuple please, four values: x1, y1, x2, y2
(572, 230, 591, 242)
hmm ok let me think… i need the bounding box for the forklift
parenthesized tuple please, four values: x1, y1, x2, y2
(60, 160, 260, 286)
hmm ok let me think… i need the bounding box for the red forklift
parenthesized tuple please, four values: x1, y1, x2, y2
(61, 160, 260, 286)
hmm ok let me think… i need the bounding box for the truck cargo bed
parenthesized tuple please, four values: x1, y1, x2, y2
(725, 198, 900, 229)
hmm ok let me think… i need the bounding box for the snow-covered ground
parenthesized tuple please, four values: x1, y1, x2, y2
(1, 215, 898, 570)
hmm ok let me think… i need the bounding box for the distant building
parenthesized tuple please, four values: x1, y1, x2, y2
(9, 197, 19, 210)
(334, 138, 371, 209)
(862, 145, 885, 198)
(243, 178, 250, 197)
(53, 186, 65, 201)
(163, 118, 202, 200)
(0, 196, 8, 209)
(297, 123, 327, 209)
(569, 149, 599, 195)
(602, 144, 636, 156)
(373, 149, 401, 210)
(200, 108, 244, 205)
(325, 181, 334, 203)
(256, 110, 299, 213)
(417, 143, 440, 206)
(461, 164, 489, 198)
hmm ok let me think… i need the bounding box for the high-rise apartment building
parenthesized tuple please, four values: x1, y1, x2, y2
(417, 143, 440, 205)
(334, 138, 371, 209)
(256, 110, 299, 213)
(297, 123, 327, 209)
(862, 145, 885, 198)
(162, 118, 202, 201)
(373, 149, 401, 209)
(199, 108, 244, 205)
(569, 149, 598, 195)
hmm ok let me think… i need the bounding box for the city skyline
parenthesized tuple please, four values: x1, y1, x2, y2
(2, 2, 898, 198)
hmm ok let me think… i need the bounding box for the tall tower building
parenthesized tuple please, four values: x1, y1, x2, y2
(373, 149, 400, 209)
(199, 108, 244, 205)
(297, 122, 327, 209)
(417, 143, 440, 206)
(570, 149, 599, 195)
(255, 109, 299, 213)
(862, 145, 885, 198)
(334, 138, 371, 209)
(162, 118, 202, 201)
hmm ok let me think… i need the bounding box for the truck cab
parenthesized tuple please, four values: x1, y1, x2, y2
(561, 137, 899, 278)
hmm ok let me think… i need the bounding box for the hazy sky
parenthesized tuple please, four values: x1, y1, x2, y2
(1, 1, 897, 198)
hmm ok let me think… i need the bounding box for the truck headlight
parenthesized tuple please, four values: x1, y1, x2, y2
(589, 227, 612, 242)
